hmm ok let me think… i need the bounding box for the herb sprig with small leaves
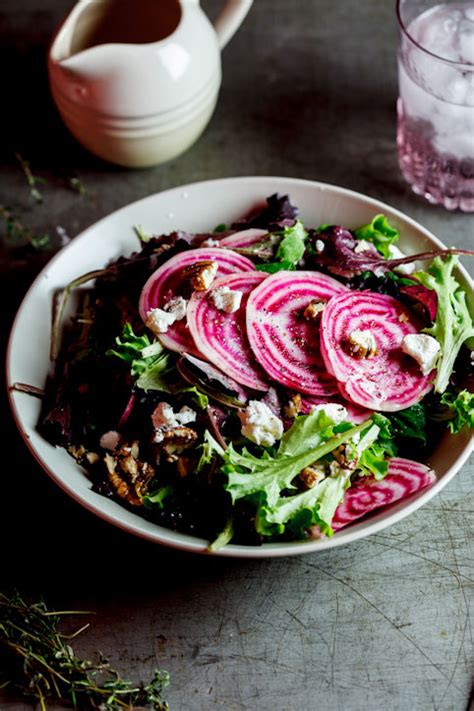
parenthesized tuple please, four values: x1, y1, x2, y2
(15, 152, 46, 204)
(0, 592, 170, 711)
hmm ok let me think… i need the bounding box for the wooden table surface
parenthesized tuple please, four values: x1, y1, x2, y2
(1, 2, 473, 710)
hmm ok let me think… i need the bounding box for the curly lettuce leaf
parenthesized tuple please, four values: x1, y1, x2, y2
(135, 353, 175, 392)
(196, 430, 225, 473)
(256, 468, 352, 538)
(223, 412, 372, 508)
(107, 323, 158, 376)
(278, 408, 336, 457)
(107, 323, 209, 402)
(439, 389, 474, 433)
(203, 413, 398, 542)
(354, 214, 399, 259)
(415, 256, 474, 393)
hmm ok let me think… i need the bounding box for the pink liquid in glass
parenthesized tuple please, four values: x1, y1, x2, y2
(397, 2, 474, 211)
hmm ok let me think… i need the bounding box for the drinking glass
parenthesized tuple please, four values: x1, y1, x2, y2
(397, 0, 474, 211)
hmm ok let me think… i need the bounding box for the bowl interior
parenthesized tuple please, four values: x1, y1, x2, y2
(7, 177, 473, 558)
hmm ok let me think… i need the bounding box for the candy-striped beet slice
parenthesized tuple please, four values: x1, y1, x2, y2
(187, 272, 269, 391)
(299, 394, 373, 424)
(219, 228, 268, 249)
(320, 291, 434, 412)
(139, 248, 254, 355)
(332, 457, 436, 531)
(246, 271, 348, 395)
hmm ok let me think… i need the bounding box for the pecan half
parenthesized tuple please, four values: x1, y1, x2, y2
(104, 441, 155, 506)
(183, 260, 218, 290)
(303, 299, 326, 320)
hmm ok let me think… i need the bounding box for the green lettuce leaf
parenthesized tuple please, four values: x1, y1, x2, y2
(354, 214, 399, 259)
(278, 408, 336, 457)
(208, 518, 234, 551)
(107, 323, 209, 401)
(255, 220, 307, 273)
(223, 415, 372, 508)
(275, 220, 307, 263)
(256, 468, 352, 537)
(256, 260, 294, 274)
(181, 386, 209, 409)
(415, 255, 474, 393)
(439, 389, 474, 433)
(203, 413, 398, 542)
(196, 430, 224, 473)
(107, 323, 159, 376)
(386, 403, 427, 448)
(142, 484, 173, 510)
(135, 352, 175, 392)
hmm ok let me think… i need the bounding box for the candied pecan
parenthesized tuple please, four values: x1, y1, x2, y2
(284, 393, 302, 419)
(299, 464, 326, 489)
(160, 427, 198, 463)
(303, 299, 326, 320)
(103, 443, 155, 507)
(183, 260, 218, 290)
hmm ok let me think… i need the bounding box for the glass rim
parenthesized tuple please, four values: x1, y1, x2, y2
(396, 0, 474, 69)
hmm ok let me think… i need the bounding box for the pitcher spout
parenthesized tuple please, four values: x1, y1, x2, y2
(50, 0, 108, 64)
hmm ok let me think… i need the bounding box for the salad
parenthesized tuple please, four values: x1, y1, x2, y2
(38, 194, 474, 549)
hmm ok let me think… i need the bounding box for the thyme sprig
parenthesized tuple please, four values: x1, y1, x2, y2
(0, 592, 170, 710)
(15, 152, 47, 204)
(0, 206, 52, 250)
(68, 176, 87, 196)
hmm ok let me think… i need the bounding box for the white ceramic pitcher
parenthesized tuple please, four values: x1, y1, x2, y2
(48, 0, 253, 167)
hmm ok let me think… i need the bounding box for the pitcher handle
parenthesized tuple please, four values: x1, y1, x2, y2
(213, 0, 253, 50)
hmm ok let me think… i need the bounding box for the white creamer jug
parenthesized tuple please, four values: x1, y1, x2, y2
(48, 0, 253, 167)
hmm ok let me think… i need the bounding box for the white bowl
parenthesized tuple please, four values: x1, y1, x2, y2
(6, 177, 473, 557)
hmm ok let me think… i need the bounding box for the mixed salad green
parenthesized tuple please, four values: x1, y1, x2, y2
(38, 195, 474, 548)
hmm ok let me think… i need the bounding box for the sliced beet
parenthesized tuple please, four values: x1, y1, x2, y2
(299, 394, 373, 424)
(332, 457, 436, 531)
(139, 248, 254, 355)
(320, 291, 434, 412)
(219, 228, 268, 249)
(246, 271, 347, 395)
(187, 272, 269, 391)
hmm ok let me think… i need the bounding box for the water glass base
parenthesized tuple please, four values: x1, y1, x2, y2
(397, 100, 474, 213)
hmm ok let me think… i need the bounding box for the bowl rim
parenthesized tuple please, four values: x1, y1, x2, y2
(6, 175, 474, 558)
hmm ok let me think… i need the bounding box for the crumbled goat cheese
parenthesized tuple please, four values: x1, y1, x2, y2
(99, 430, 121, 451)
(146, 308, 176, 334)
(388, 244, 416, 276)
(354, 239, 374, 254)
(175, 406, 197, 425)
(210, 286, 243, 313)
(315, 239, 325, 253)
(401, 334, 440, 376)
(347, 330, 378, 359)
(152, 402, 197, 430)
(201, 238, 220, 247)
(163, 296, 187, 321)
(152, 402, 177, 429)
(310, 403, 348, 424)
(238, 400, 284, 447)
